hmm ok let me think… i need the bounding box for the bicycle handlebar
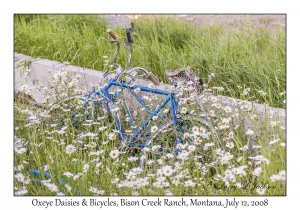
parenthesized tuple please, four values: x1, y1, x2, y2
(126, 29, 133, 43)
(147, 72, 160, 86)
(105, 28, 159, 86)
(107, 28, 118, 40)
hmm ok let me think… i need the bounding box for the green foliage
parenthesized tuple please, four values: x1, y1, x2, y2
(14, 14, 286, 108)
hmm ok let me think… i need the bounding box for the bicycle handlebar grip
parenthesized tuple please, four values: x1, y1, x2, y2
(126, 29, 133, 43)
(107, 28, 118, 40)
(147, 72, 160, 86)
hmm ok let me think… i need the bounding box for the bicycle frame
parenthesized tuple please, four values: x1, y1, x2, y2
(71, 76, 180, 148)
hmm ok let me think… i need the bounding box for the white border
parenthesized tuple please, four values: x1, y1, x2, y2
(2, 0, 299, 209)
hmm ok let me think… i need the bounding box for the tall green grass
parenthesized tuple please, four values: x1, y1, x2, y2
(14, 14, 286, 108)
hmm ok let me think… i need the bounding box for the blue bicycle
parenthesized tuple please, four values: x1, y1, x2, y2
(48, 28, 210, 153)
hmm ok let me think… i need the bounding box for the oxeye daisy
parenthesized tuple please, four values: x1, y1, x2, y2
(188, 145, 196, 152)
(108, 133, 117, 140)
(83, 163, 90, 172)
(215, 148, 224, 156)
(78, 100, 84, 106)
(221, 156, 229, 165)
(63, 172, 74, 178)
(147, 159, 155, 165)
(269, 138, 280, 145)
(152, 145, 160, 151)
(183, 132, 190, 139)
(270, 174, 280, 182)
(209, 110, 215, 116)
(278, 170, 286, 180)
(152, 115, 158, 121)
(99, 126, 107, 131)
(65, 144, 76, 155)
(89, 142, 97, 148)
(194, 138, 202, 145)
(252, 167, 262, 176)
(162, 165, 173, 176)
(232, 113, 239, 118)
(280, 142, 286, 147)
(151, 126, 158, 133)
(270, 121, 277, 127)
(279, 91, 286, 96)
(256, 186, 266, 195)
(134, 88, 140, 93)
(224, 169, 232, 177)
(184, 180, 196, 187)
(199, 127, 206, 135)
(148, 83, 154, 88)
(218, 87, 224, 91)
(89, 186, 98, 194)
(45, 183, 59, 192)
(226, 142, 234, 149)
(232, 168, 241, 175)
(229, 175, 236, 183)
(214, 103, 222, 109)
(97, 190, 105, 195)
(15, 173, 25, 182)
(192, 126, 199, 134)
(203, 143, 211, 150)
(109, 149, 120, 159)
(211, 97, 218, 102)
(181, 107, 187, 114)
(143, 147, 150, 152)
(245, 129, 254, 136)
(20, 84, 28, 92)
(224, 106, 232, 113)
(228, 131, 234, 139)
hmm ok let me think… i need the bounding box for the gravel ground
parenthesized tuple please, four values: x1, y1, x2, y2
(175, 14, 285, 30)
(102, 14, 286, 31)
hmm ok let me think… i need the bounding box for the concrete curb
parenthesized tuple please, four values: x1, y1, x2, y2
(14, 52, 286, 128)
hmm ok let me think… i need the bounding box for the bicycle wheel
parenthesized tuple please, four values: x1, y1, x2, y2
(46, 93, 109, 129)
(127, 105, 212, 154)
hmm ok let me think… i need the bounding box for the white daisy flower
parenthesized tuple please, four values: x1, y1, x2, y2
(151, 126, 158, 133)
(15, 173, 25, 183)
(181, 107, 187, 114)
(44, 183, 59, 192)
(228, 131, 234, 139)
(278, 170, 286, 180)
(152, 115, 158, 121)
(224, 106, 232, 113)
(252, 167, 263, 176)
(226, 142, 234, 149)
(280, 142, 286, 147)
(20, 84, 28, 92)
(65, 144, 76, 155)
(109, 149, 120, 159)
(108, 133, 117, 140)
(245, 129, 254, 135)
(134, 88, 141, 93)
(256, 186, 266, 195)
(270, 174, 281, 182)
(269, 138, 280, 145)
(162, 165, 173, 177)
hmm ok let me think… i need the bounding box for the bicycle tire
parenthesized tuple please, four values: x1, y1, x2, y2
(46, 94, 109, 128)
(128, 112, 212, 153)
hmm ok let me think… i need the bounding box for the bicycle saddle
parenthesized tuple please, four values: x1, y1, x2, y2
(165, 67, 203, 88)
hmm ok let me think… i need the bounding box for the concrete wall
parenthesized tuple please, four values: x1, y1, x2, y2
(14, 52, 286, 128)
